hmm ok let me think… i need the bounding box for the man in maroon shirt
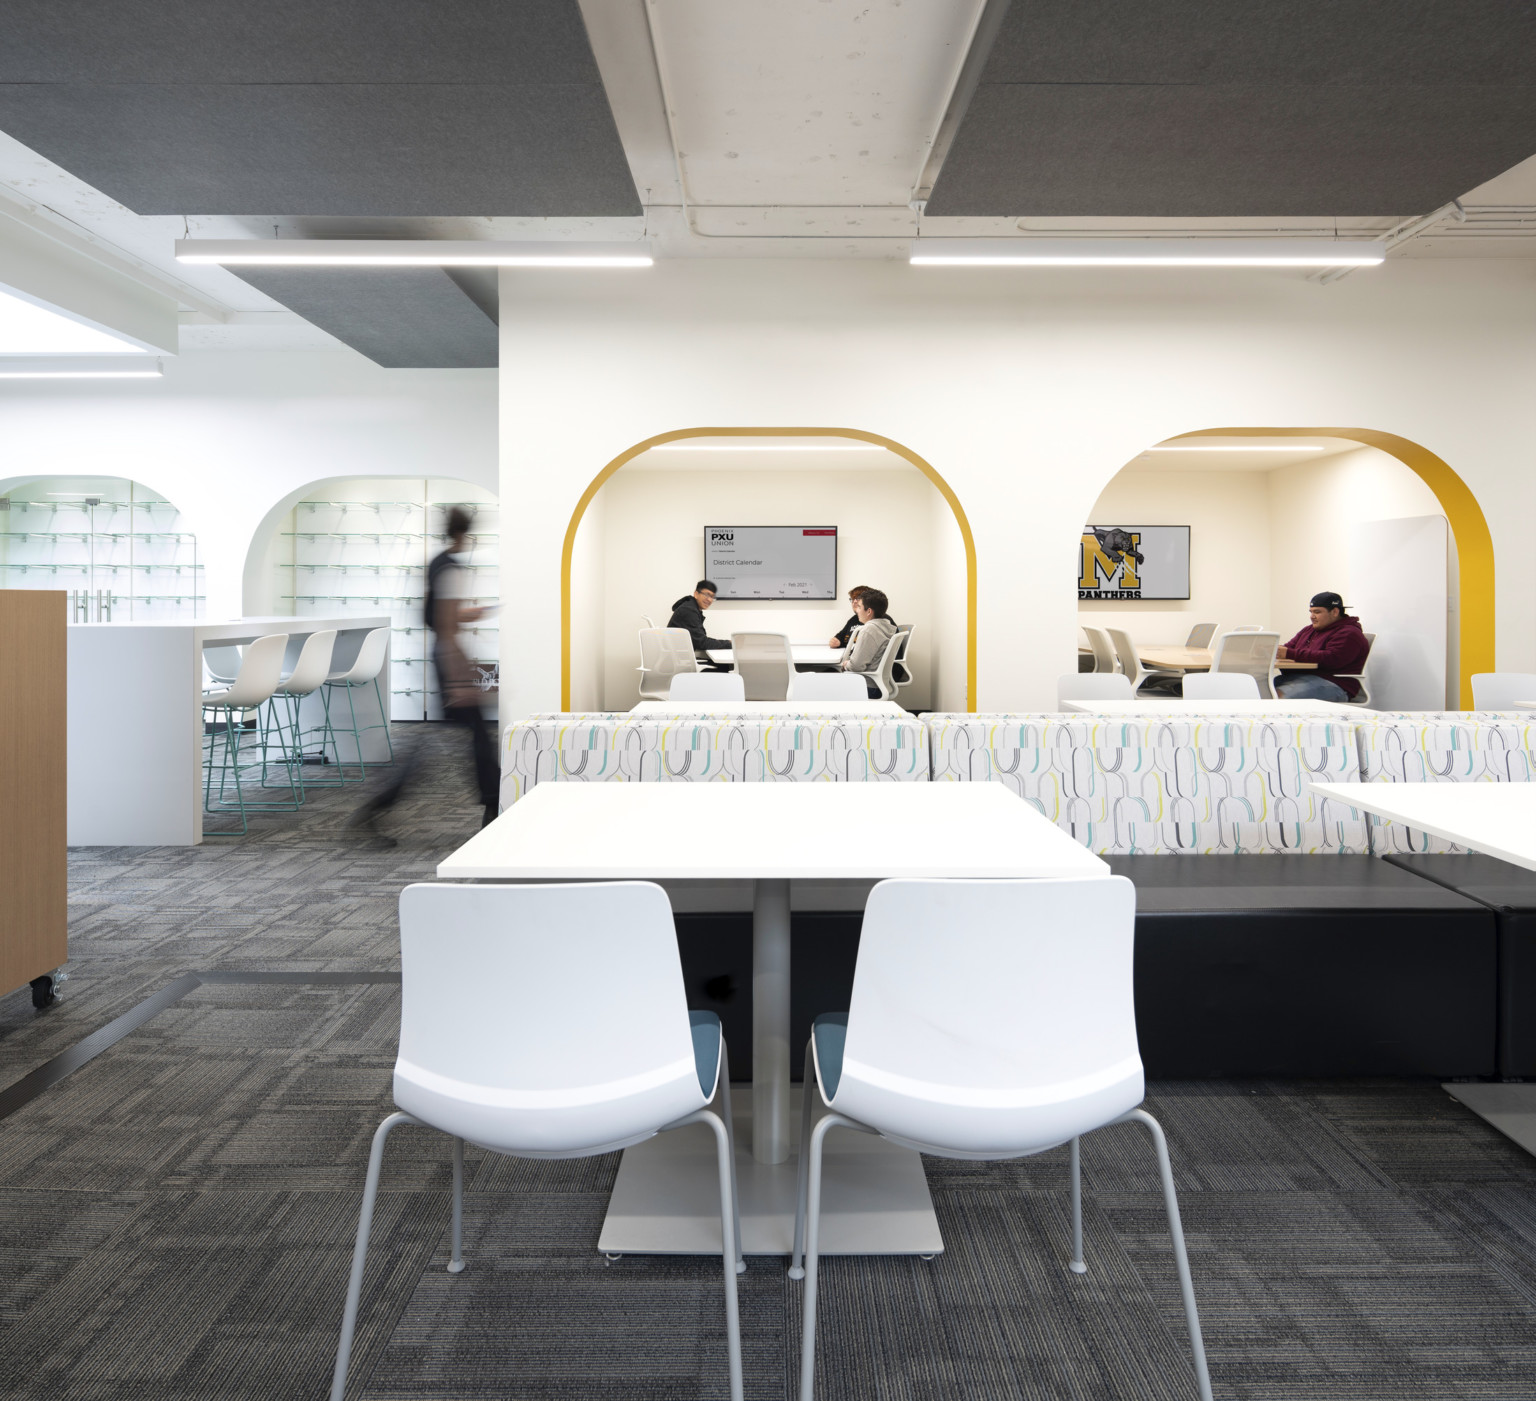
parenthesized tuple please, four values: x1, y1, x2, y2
(1274, 591, 1370, 702)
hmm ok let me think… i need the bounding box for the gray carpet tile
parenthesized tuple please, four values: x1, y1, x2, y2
(2, 723, 1536, 1396)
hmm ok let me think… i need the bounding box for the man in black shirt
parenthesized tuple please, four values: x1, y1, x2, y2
(667, 580, 732, 653)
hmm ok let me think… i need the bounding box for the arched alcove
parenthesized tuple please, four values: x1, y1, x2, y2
(560, 427, 978, 711)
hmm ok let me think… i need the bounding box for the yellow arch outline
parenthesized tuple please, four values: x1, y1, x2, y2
(1181, 427, 1494, 704)
(561, 427, 978, 711)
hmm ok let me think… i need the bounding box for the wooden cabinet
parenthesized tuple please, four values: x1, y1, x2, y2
(1, 591, 66, 1004)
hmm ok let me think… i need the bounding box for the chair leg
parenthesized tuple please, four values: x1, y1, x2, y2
(448, 1136, 465, 1274)
(1116, 1108, 1215, 1401)
(789, 1039, 817, 1279)
(1068, 1136, 1087, 1274)
(373, 675, 396, 761)
(330, 1111, 417, 1401)
(798, 1109, 859, 1401)
(676, 1108, 743, 1401)
(716, 1042, 745, 1273)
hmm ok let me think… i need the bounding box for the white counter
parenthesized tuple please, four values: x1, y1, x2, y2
(67, 615, 391, 845)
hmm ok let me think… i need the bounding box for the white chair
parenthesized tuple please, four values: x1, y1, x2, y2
(1184, 623, 1218, 648)
(1231, 624, 1263, 632)
(1081, 625, 1117, 674)
(203, 644, 243, 686)
(1470, 671, 1536, 710)
(202, 633, 289, 833)
(1210, 630, 1280, 699)
(862, 625, 911, 703)
(1181, 672, 1261, 701)
(789, 878, 1212, 1401)
(640, 613, 656, 628)
(330, 882, 743, 1401)
(1056, 672, 1133, 707)
(730, 632, 793, 701)
(669, 671, 747, 702)
(1333, 631, 1376, 707)
(789, 672, 871, 701)
(261, 629, 339, 799)
(1105, 627, 1181, 696)
(886, 624, 915, 698)
(322, 626, 395, 772)
(638, 627, 699, 701)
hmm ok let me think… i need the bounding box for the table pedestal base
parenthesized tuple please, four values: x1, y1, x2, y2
(1444, 1082, 1536, 1157)
(598, 1089, 944, 1257)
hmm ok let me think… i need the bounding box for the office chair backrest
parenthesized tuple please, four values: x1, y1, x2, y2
(1103, 629, 1146, 686)
(204, 645, 243, 685)
(395, 882, 702, 1155)
(212, 633, 289, 709)
(1210, 630, 1279, 698)
(639, 628, 699, 700)
(888, 624, 915, 690)
(730, 632, 792, 702)
(278, 629, 338, 696)
(330, 627, 391, 685)
(1184, 622, 1218, 648)
(669, 671, 747, 701)
(1081, 626, 1117, 674)
(1181, 671, 1260, 701)
(1056, 672, 1134, 706)
(867, 626, 910, 702)
(836, 877, 1142, 1154)
(1471, 672, 1536, 710)
(789, 672, 870, 701)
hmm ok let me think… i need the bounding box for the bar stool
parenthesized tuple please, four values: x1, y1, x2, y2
(203, 634, 289, 834)
(321, 627, 394, 776)
(261, 629, 340, 799)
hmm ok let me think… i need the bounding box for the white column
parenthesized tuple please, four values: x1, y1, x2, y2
(751, 877, 792, 1164)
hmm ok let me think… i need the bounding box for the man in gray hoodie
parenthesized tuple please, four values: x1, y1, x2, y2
(839, 588, 898, 698)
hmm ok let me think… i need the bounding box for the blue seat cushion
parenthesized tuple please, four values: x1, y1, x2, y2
(689, 1010, 721, 1097)
(812, 1013, 848, 1101)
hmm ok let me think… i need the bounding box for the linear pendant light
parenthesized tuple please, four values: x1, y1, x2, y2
(909, 238, 1385, 267)
(175, 239, 653, 268)
(0, 355, 163, 379)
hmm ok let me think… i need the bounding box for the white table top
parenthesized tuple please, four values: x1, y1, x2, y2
(704, 644, 846, 667)
(1060, 698, 1347, 716)
(1308, 782, 1536, 872)
(439, 781, 1109, 882)
(628, 700, 908, 717)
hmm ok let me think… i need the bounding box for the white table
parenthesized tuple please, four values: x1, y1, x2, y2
(1307, 782, 1536, 872)
(1060, 698, 1347, 716)
(66, 614, 391, 845)
(439, 782, 1108, 1257)
(703, 644, 845, 667)
(628, 700, 908, 717)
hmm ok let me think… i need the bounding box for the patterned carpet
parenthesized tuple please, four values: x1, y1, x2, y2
(2, 724, 1536, 1398)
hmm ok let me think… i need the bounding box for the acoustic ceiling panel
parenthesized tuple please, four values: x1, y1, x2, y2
(0, 0, 640, 217)
(927, 0, 1536, 216)
(230, 268, 497, 369)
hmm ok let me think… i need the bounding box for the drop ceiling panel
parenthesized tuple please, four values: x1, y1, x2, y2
(0, 0, 640, 216)
(228, 268, 496, 368)
(927, 0, 1536, 216)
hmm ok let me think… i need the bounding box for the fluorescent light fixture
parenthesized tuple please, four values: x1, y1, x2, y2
(910, 238, 1385, 267)
(175, 239, 653, 267)
(0, 286, 148, 354)
(0, 355, 163, 379)
(653, 443, 886, 452)
(1145, 444, 1326, 453)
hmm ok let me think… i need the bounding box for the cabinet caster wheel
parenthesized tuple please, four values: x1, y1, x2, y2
(30, 975, 59, 1010)
(603, 1252, 623, 1265)
(920, 1253, 937, 1261)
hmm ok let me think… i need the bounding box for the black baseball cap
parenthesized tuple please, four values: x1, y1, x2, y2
(1309, 591, 1346, 610)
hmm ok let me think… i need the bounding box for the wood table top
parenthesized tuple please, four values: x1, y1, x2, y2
(1139, 645, 1315, 672)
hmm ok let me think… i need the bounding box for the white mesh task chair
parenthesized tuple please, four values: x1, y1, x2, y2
(789, 878, 1213, 1401)
(1056, 672, 1133, 707)
(1470, 671, 1536, 710)
(1333, 632, 1375, 707)
(638, 627, 699, 701)
(1105, 628, 1182, 696)
(1081, 625, 1117, 674)
(322, 626, 394, 773)
(669, 671, 747, 702)
(1210, 630, 1280, 699)
(330, 882, 744, 1401)
(1181, 672, 1261, 701)
(789, 672, 871, 701)
(1184, 623, 1218, 648)
(863, 626, 912, 703)
(202, 633, 289, 834)
(730, 632, 793, 701)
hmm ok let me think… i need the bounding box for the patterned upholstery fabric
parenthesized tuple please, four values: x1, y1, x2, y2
(1358, 711, 1536, 853)
(500, 711, 929, 807)
(928, 713, 1369, 854)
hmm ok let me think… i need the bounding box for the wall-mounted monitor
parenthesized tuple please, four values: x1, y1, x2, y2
(705, 526, 838, 599)
(1078, 525, 1190, 600)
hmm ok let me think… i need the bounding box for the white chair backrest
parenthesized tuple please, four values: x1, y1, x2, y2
(640, 614, 656, 628)
(1057, 672, 1134, 706)
(789, 671, 870, 701)
(1103, 628, 1145, 685)
(835, 878, 1142, 1154)
(210, 633, 289, 709)
(669, 671, 747, 701)
(730, 632, 792, 702)
(1471, 672, 1536, 709)
(331, 627, 390, 685)
(1081, 625, 1117, 674)
(639, 628, 700, 701)
(1184, 622, 1218, 648)
(1232, 624, 1263, 631)
(1210, 630, 1279, 698)
(868, 626, 909, 702)
(204, 645, 242, 684)
(395, 882, 702, 1154)
(1181, 671, 1261, 701)
(278, 629, 338, 696)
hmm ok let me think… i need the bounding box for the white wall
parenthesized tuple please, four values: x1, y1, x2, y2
(1, 349, 496, 621)
(1079, 468, 1274, 644)
(587, 462, 948, 709)
(498, 257, 1536, 717)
